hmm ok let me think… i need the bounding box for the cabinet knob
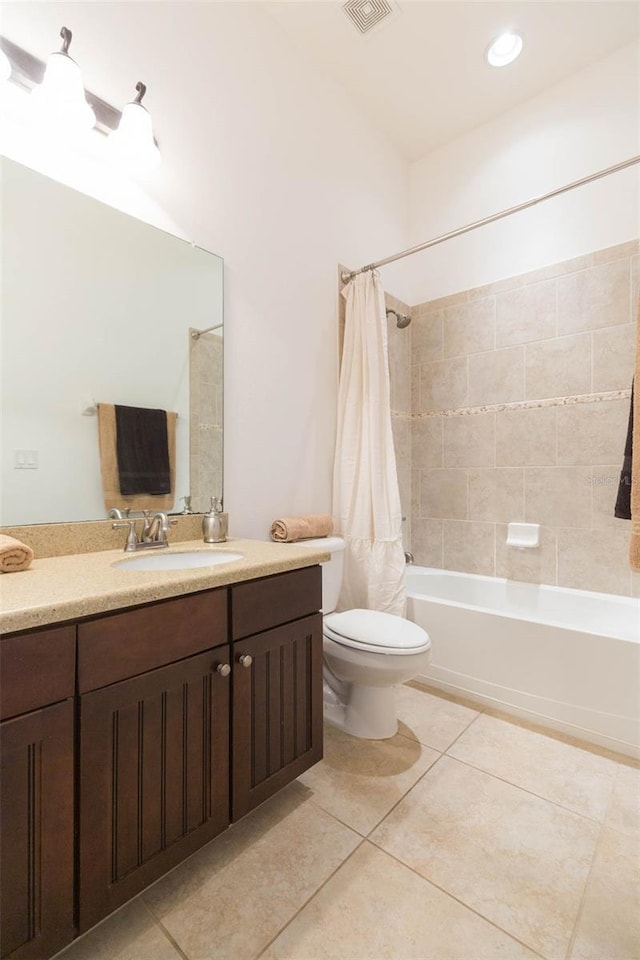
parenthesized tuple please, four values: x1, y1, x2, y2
(238, 654, 253, 669)
(216, 663, 231, 677)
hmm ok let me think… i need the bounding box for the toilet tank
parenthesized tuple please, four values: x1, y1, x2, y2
(295, 536, 345, 614)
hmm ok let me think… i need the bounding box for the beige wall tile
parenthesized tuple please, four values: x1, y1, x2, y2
(411, 468, 421, 519)
(557, 399, 629, 466)
(557, 259, 631, 335)
(525, 333, 591, 400)
(557, 527, 630, 595)
(591, 239, 639, 264)
(443, 297, 495, 358)
(411, 310, 443, 363)
(592, 322, 637, 393)
(412, 418, 443, 470)
(530, 252, 594, 282)
(495, 279, 556, 347)
(469, 468, 524, 522)
(419, 357, 467, 411)
(420, 469, 467, 519)
(444, 413, 495, 467)
(570, 827, 640, 960)
(392, 417, 411, 470)
(525, 466, 591, 528)
(411, 363, 420, 411)
(591, 466, 628, 530)
(468, 346, 524, 406)
(496, 406, 557, 467)
(495, 523, 557, 585)
(411, 518, 443, 567)
(443, 519, 495, 575)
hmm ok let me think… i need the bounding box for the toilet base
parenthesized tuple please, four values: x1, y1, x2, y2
(323, 682, 398, 740)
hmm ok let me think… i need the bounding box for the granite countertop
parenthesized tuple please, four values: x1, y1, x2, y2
(0, 538, 330, 634)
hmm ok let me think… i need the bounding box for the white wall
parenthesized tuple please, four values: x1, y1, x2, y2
(1, 2, 409, 538)
(403, 42, 639, 303)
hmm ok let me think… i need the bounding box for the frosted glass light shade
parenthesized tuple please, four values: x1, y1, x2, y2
(0, 49, 11, 82)
(31, 51, 96, 130)
(109, 100, 161, 171)
(485, 32, 523, 67)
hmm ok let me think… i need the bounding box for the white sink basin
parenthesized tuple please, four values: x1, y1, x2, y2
(113, 550, 244, 572)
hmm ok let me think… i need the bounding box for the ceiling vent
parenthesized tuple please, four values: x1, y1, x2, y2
(342, 0, 398, 36)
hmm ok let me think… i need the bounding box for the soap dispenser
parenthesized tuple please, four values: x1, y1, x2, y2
(202, 497, 228, 543)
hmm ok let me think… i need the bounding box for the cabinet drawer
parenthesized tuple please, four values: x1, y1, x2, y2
(231, 566, 322, 640)
(0, 626, 75, 721)
(78, 588, 227, 693)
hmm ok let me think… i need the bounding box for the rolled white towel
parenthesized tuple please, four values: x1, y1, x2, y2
(0, 534, 34, 573)
(270, 514, 333, 543)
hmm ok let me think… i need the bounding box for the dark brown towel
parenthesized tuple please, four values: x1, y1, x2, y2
(115, 405, 170, 496)
(615, 383, 633, 520)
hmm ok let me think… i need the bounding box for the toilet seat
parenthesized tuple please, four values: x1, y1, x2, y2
(323, 609, 430, 656)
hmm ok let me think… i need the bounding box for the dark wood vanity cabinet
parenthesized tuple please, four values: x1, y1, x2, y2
(230, 566, 324, 819)
(0, 564, 323, 958)
(0, 627, 76, 960)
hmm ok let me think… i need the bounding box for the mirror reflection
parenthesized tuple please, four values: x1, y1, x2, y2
(1, 157, 223, 526)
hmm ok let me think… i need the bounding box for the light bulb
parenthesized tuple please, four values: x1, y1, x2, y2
(485, 32, 523, 68)
(109, 82, 161, 172)
(30, 27, 96, 132)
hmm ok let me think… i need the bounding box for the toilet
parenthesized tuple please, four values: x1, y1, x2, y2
(298, 536, 431, 739)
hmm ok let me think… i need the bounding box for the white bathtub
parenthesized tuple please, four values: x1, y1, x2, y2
(406, 567, 640, 758)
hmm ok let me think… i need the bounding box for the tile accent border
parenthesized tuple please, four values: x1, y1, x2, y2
(392, 389, 631, 420)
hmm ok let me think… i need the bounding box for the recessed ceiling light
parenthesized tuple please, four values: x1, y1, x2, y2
(485, 32, 523, 67)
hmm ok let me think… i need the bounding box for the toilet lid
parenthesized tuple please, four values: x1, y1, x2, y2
(323, 609, 430, 655)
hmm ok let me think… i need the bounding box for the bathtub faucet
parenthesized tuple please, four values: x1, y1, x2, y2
(404, 551, 414, 565)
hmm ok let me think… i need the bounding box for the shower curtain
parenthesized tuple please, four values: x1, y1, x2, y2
(333, 271, 407, 616)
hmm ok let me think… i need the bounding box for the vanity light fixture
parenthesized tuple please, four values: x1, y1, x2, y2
(0, 28, 162, 171)
(30, 26, 96, 131)
(109, 81, 161, 170)
(0, 47, 11, 82)
(485, 31, 523, 67)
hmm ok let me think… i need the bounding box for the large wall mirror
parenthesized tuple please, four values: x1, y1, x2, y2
(1, 157, 223, 526)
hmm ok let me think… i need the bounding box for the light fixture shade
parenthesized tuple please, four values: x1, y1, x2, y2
(486, 32, 523, 67)
(31, 29, 96, 131)
(0, 48, 11, 82)
(109, 82, 161, 171)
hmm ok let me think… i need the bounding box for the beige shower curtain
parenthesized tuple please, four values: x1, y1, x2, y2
(333, 272, 406, 616)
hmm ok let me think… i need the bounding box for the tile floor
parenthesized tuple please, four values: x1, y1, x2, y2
(57, 683, 639, 960)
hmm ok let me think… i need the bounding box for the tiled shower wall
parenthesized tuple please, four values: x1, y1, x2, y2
(189, 330, 223, 513)
(402, 239, 639, 596)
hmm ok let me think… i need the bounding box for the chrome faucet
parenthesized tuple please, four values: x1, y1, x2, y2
(112, 511, 177, 552)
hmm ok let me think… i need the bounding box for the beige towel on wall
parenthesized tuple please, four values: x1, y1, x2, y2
(631, 300, 640, 571)
(97, 403, 177, 513)
(0, 534, 34, 573)
(270, 515, 333, 542)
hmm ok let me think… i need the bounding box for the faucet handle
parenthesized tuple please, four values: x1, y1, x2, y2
(112, 519, 139, 552)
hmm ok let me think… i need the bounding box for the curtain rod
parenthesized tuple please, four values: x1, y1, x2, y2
(341, 155, 640, 284)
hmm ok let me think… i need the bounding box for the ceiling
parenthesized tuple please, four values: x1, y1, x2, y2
(266, 1, 639, 160)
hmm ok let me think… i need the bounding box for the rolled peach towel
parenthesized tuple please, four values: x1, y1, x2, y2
(270, 515, 333, 543)
(0, 534, 34, 573)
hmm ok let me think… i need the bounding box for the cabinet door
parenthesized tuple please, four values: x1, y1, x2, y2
(0, 701, 75, 960)
(78, 647, 231, 932)
(232, 614, 323, 820)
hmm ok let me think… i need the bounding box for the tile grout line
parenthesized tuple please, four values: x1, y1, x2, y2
(441, 751, 613, 829)
(139, 897, 192, 960)
(365, 838, 549, 960)
(563, 816, 607, 960)
(252, 839, 367, 960)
